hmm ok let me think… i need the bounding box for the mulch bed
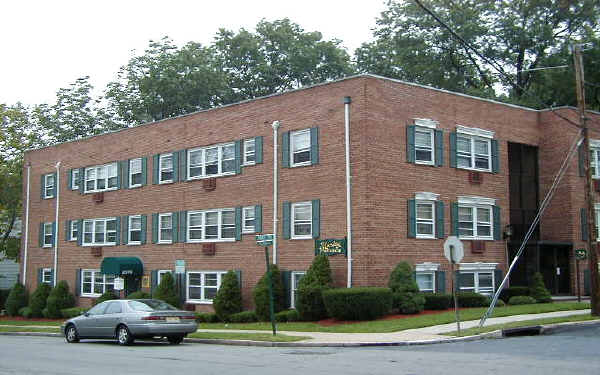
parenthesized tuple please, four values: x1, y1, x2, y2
(316, 308, 457, 326)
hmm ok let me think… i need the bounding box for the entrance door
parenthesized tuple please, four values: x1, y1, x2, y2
(125, 276, 141, 296)
(539, 245, 571, 294)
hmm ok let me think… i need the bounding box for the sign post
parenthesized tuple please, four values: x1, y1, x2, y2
(257, 234, 276, 336)
(444, 236, 464, 336)
(575, 249, 588, 303)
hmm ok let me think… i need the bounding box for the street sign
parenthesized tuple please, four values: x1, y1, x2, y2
(175, 259, 185, 274)
(444, 236, 464, 264)
(575, 248, 587, 260)
(256, 234, 274, 246)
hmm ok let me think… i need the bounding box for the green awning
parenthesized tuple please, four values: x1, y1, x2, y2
(100, 257, 143, 276)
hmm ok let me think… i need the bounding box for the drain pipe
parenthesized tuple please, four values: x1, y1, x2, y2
(272, 121, 280, 264)
(22, 163, 31, 285)
(344, 97, 353, 288)
(53, 161, 61, 286)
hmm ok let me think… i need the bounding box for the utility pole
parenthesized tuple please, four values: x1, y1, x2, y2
(573, 44, 600, 316)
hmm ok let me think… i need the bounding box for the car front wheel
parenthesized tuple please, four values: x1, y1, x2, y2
(117, 325, 134, 346)
(167, 335, 184, 345)
(65, 325, 79, 343)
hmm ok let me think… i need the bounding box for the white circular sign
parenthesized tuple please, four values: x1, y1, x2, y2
(444, 236, 464, 264)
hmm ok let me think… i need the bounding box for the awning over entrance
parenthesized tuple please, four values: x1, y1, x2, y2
(100, 257, 143, 276)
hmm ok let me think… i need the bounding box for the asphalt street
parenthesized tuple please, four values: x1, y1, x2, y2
(0, 326, 598, 375)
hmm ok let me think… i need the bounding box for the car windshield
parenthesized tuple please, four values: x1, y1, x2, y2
(127, 300, 178, 311)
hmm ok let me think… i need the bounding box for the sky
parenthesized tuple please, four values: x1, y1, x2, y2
(0, 0, 387, 106)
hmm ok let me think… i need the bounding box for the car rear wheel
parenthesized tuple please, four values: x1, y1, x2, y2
(65, 325, 79, 343)
(167, 335, 184, 345)
(117, 325, 134, 346)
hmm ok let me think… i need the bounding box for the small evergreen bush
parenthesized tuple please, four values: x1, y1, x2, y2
(94, 290, 119, 305)
(61, 307, 88, 318)
(229, 310, 258, 323)
(19, 306, 32, 318)
(274, 309, 300, 322)
(296, 254, 334, 321)
(29, 283, 52, 318)
(423, 293, 453, 310)
(253, 264, 285, 321)
(499, 286, 530, 303)
(45, 281, 75, 318)
(494, 298, 506, 307)
(529, 272, 552, 303)
(126, 291, 151, 299)
(153, 272, 180, 307)
(323, 287, 392, 321)
(0, 289, 10, 310)
(195, 312, 220, 323)
(213, 270, 243, 322)
(388, 262, 425, 314)
(456, 292, 489, 307)
(5, 282, 28, 316)
(508, 295, 537, 305)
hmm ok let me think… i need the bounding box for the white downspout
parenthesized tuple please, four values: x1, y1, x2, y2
(272, 121, 280, 264)
(344, 97, 353, 288)
(53, 161, 61, 286)
(22, 163, 31, 285)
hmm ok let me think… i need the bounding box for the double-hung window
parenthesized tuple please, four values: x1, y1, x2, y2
(291, 271, 305, 309)
(187, 209, 235, 242)
(42, 268, 53, 284)
(44, 174, 55, 199)
(82, 217, 117, 246)
(415, 127, 434, 165)
(43, 222, 54, 247)
(415, 263, 439, 293)
(291, 129, 311, 167)
(244, 139, 256, 166)
(458, 263, 497, 295)
(157, 270, 172, 285)
(187, 271, 226, 303)
(159, 213, 173, 243)
(242, 207, 255, 234)
(416, 201, 435, 238)
(71, 169, 80, 190)
(454, 126, 495, 172)
(81, 269, 115, 297)
(292, 202, 312, 239)
(70, 221, 78, 241)
(456, 196, 497, 240)
(128, 215, 142, 245)
(188, 143, 235, 179)
(590, 146, 600, 179)
(159, 154, 174, 183)
(409, 192, 443, 239)
(84, 163, 118, 192)
(129, 158, 143, 187)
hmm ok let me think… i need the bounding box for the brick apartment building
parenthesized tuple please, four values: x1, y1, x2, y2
(20, 74, 600, 311)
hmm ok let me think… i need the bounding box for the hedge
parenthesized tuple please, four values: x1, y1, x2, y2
(19, 306, 33, 318)
(508, 296, 537, 305)
(229, 311, 258, 323)
(5, 283, 28, 316)
(275, 309, 300, 322)
(195, 312, 220, 323)
(45, 281, 75, 318)
(423, 293, 453, 310)
(61, 307, 89, 318)
(0, 289, 10, 311)
(323, 287, 392, 321)
(456, 292, 489, 307)
(94, 291, 119, 305)
(126, 291, 151, 299)
(499, 286, 530, 303)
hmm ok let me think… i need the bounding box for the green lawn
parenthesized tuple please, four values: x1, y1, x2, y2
(188, 332, 309, 342)
(0, 326, 60, 333)
(443, 314, 599, 336)
(197, 302, 590, 333)
(0, 320, 63, 327)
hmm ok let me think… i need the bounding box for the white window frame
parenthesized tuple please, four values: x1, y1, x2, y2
(129, 158, 143, 188)
(242, 206, 255, 234)
(128, 215, 142, 245)
(42, 268, 53, 284)
(243, 138, 256, 166)
(415, 263, 439, 293)
(159, 153, 174, 184)
(416, 201, 435, 239)
(458, 263, 497, 295)
(290, 271, 305, 309)
(415, 127, 435, 165)
(81, 269, 115, 298)
(84, 162, 118, 193)
(457, 196, 495, 240)
(290, 129, 311, 168)
(291, 201, 312, 239)
(70, 221, 78, 241)
(71, 169, 80, 190)
(186, 271, 227, 304)
(157, 270, 172, 285)
(44, 174, 55, 198)
(158, 213, 173, 244)
(187, 142, 236, 180)
(187, 209, 236, 243)
(82, 217, 117, 246)
(43, 222, 53, 248)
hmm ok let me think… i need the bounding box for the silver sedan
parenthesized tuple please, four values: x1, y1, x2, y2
(61, 299, 198, 345)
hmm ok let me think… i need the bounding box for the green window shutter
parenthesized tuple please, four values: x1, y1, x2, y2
(151, 270, 158, 295)
(152, 213, 159, 244)
(52, 173, 57, 197)
(76, 220, 83, 246)
(122, 216, 129, 245)
(255, 136, 263, 164)
(38, 268, 43, 285)
(407, 199, 416, 238)
(176, 273, 186, 306)
(449, 132, 457, 168)
(255, 205, 263, 233)
(578, 144, 585, 177)
(172, 151, 179, 182)
(235, 270, 242, 288)
(235, 140, 243, 174)
(116, 161, 122, 189)
(179, 150, 187, 181)
(491, 139, 500, 173)
(78, 168, 85, 194)
(115, 216, 121, 245)
(436, 201, 445, 239)
(172, 212, 179, 243)
(310, 127, 319, 165)
(67, 169, 73, 190)
(40, 174, 45, 199)
(493, 205, 501, 240)
(141, 157, 148, 186)
(581, 207, 588, 241)
(75, 269, 81, 296)
(38, 222, 43, 247)
(406, 125, 416, 163)
(282, 131, 290, 168)
(122, 160, 130, 189)
(51, 221, 56, 246)
(494, 269, 503, 292)
(235, 206, 242, 241)
(152, 154, 160, 185)
(435, 129, 444, 167)
(141, 215, 147, 244)
(435, 271, 446, 293)
(283, 201, 291, 239)
(451, 202, 459, 236)
(64, 220, 71, 241)
(179, 211, 187, 243)
(584, 270, 590, 295)
(281, 270, 292, 308)
(312, 199, 320, 239)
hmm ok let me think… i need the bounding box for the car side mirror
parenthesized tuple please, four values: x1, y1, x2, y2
(84, 312, 90, 317)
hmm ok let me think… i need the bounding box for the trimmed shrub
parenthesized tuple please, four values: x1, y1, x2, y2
(423, 293, 453, 310)
(499, 286, 530, 303)
(29, 283, 52, 318)
(253, 264, 285, 321)
(494, 298, 506, 307)
(126, 291, 151, 299)
(45, 281, 75, 318)
(61, 307, 88, 318)
(393, 292, 425, 314)
(296, 254, 333, 321)
(153, 272, 180, 307)
(323, 287, 392, 321)
(195, 312, 220, 323)
(94, 291, 119, 305)
(275, 309, 300, 322)
(213, 270, 243, 322)
(388, 262, 424, 314)
(456, 292, 489, 307)
(530, 272, 552, 303)
(0, 289, 10, 310)
(229, 310, 258, 323)
(19, 306, 33, 318)
(5, 282, 28, 316)
(508, 295, 537, 305)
